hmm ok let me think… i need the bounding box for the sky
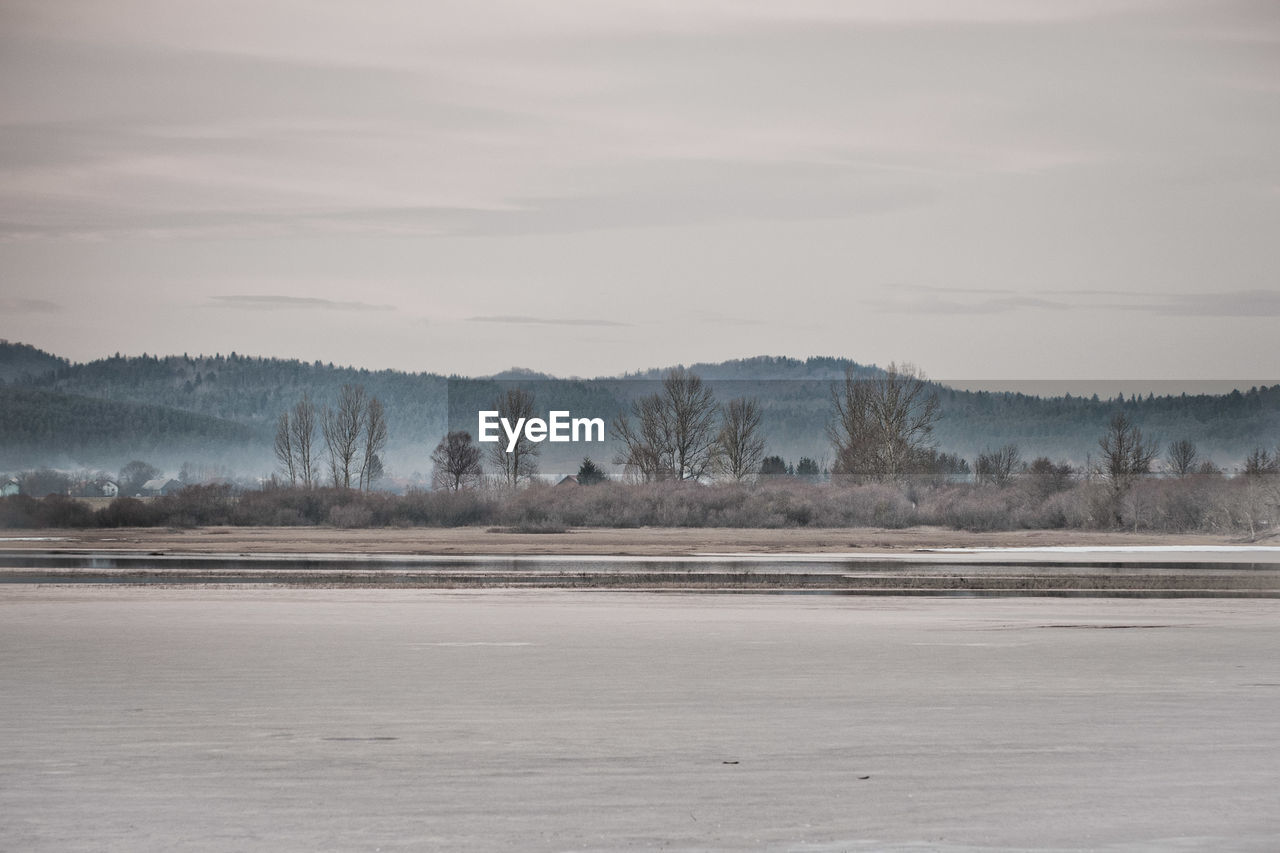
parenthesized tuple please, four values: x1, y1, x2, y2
(1, 0, 1278, 380)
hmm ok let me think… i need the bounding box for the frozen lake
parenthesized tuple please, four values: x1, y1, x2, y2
(3, 549, 1279, 595)
(2, 587, 1279, 850)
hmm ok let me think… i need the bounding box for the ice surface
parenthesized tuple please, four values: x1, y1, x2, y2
(2, 588, 1279, 851)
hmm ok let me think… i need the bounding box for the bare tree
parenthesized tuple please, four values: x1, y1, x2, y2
(1167, 438, 1199, 478)
(714, 397, 766, 482)
(488, 387, 540, 487)
(290, 394, 318, 488)
(613, 393, 672, 482)
(664, 369, 719, 481)
(1098, 412, 1159, 491)
(322, 384, 367, 489)
(431, 431, 483, 491)
(828, 363, 940, 482)
(975, 443, 1022, 487)
(274, 412, 296, 485)
(359, 397, 388, 491)
(612, 369, 719, 482)
(118, 460, 160, 497)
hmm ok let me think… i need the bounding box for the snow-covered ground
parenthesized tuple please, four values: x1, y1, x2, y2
(3, 588, 1279, 850)
(931, 545, 1280, 553)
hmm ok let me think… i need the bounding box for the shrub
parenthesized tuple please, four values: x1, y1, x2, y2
(2, 472, 1276, 534)
(96, 497, 165, 527)
(328, 503, 374, 528)
(0, 495, 39, 528)
(32, 494, 95, 528)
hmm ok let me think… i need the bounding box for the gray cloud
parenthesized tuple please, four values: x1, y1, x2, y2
(1, 0, 1278, 378)
(210, 295, 394, 312)
(466, 315, 630, 327)
(1031, 286, 1280, 316)
(871, 294, 1072, 315)
(0, 158, 939, 241)
(1140, 289, 1280, 317)
(872, 286, 1280, 317)
(691, 310, 770, 327)
(0, 298, 62, 314)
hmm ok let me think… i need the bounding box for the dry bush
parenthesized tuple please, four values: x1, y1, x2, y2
(1034, 488, 1093, 529)
(0, 495, 39, 528)
(29, 494, 96, 528)
(96, 497, 166, 528)
(5, 469, 1278, 534)
(828, 483, 918, 527)
(236, 487, 332, 525)
(327, 503, 374, 528)
(152, 484, 237, 527)
(922, 484, 1021, 531)
(392, 488, 496, 527)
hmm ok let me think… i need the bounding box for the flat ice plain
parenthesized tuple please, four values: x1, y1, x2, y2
(3, 587, 1279, 851)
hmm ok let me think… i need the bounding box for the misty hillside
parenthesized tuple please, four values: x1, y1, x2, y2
(622, 355, 883, 381)
(2, 342, 1278, 479)
(0, 386, 258, 471)
(0, 340, 67, 384)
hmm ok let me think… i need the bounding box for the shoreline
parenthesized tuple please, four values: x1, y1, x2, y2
(0, 524, 1273, 557)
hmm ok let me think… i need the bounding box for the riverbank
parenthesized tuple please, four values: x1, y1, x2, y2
(1, 525, 1272, 556)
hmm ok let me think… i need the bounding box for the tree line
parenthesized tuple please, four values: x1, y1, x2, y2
(273, 384, 388, 491)
(426, 364, 960, 489)
(10, 340, 1279, 473)
(423, 365, 1277, 499)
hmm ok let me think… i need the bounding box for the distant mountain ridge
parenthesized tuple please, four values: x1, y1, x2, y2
(0, 340, 67, 384)
(1, 341, 1277, 477)
(620, 355, 882, 381)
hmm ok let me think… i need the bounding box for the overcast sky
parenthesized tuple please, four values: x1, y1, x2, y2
(1, 0, 1277, 379)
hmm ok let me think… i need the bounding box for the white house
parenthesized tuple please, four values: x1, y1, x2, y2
(0, 478, 19, 497)
(140, 477, 183, 497)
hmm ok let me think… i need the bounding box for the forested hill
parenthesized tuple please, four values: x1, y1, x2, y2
(0, 386, 257, 470)
(927, 384, 1280, 465)
(622, 355, 883, 381)
(2, 342, 1278, 476)
(0, 340, 67, 384)
(23, 348, 451, 442)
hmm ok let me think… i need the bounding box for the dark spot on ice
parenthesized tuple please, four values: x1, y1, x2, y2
(722, 760, 739, 765)
(1037, 624, 1172, 629)
(858, 775, 871, 780)
(323, 736, 399, 742)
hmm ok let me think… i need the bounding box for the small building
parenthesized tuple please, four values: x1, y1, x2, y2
(0, 478, 19, 497)
(555, 475, 580, 487)
(71, 479, 120, 498)
(139, 477, 183, 497)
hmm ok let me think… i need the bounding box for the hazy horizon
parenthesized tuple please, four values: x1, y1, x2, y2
(2, 1, 1278, 379)
(7, 337, 1277, 400)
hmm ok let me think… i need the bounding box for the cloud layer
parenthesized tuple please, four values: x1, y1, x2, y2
(1, 0, 1277, 378)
